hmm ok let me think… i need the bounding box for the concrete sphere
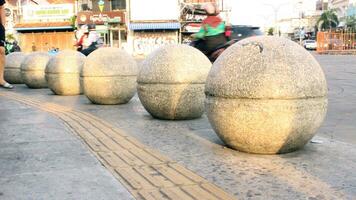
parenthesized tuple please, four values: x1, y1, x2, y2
(81, 47, 138, 105)
(137, 44, 211, 120)
(21, 52, 51, 88)
(205, 36, 328, 154)
(4, 52, 27, 84)
(45, 50, 85, 96)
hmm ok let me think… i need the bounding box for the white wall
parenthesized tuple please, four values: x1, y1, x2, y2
(130, 0, 179, 21)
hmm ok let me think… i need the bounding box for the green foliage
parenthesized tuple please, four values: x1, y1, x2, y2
(267, 27, 274, 36)
(5, 33, 15, 42)
(317, 9, 339, 31)
(346, 16, 356, 30)
(70, 15, 77, 30)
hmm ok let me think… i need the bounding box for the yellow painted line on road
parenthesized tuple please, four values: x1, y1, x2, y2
(0, 91, 236, 200)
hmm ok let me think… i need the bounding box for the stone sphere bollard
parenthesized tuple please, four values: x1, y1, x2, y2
(205, 36, 328, 154)
(81, 47, 138, 105)
(4, 52, 27, 84)
(137, 44, 211, 120)
(21, 52, 51, 89)
(45, 50, 85, 96)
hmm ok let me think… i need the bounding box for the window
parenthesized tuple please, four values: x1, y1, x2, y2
(80, 0, 92, 11)
(111, 0, 126, 10)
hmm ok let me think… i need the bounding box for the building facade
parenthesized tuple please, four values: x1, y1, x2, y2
(76, 0, 126, 48)
(12, 0, 76, 52)
(126, 0, 181, 57)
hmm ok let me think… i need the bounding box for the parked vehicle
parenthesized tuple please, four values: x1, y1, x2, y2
(229, 25, 263, 41)
(303, 40, 317, 50)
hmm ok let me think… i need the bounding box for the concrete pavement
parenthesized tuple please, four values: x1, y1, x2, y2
(0, 97, 134, 200)
(0, 54, 355, 200)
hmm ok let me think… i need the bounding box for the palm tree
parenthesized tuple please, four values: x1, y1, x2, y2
(346, 16, 356, 30)
(317, 9, 339, 31)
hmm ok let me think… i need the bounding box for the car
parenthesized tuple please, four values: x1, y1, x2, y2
(303, 40, 317, 50)
(229, 25, 263, 41)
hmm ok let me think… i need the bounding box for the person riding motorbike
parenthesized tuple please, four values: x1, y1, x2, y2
(192, 3, 227, 57)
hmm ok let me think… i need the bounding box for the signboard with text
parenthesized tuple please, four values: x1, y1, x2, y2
(77, 11, 125, 25)
(23, 4, 73, 21)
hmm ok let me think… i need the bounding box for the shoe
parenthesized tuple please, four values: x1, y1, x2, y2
(0, 82, 14, 89)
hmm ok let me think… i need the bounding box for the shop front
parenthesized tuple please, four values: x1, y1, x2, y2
(128, 23, 180, 57)
(76, 11, 126, 48)
(127, 0, 180, 56)
(14, 3, 75, 52)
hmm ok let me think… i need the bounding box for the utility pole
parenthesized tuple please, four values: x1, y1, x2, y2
(263, 3, 289, 36)
(298, 0, 303, 45)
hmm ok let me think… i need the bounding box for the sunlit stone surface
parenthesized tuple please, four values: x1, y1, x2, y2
(45, 50, 85, 96)
(21, 52, 51, 88)
(81, 47, 138, 105)
(205, 36, 328, 154)
(137, 44, 211, 120)
(4, 52, 27, 84)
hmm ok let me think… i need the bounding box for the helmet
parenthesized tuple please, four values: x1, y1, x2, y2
(204, 2, 218, 15)
(81, 25, 89, 33)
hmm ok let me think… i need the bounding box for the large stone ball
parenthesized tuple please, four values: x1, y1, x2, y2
(137, 44, 211, 120)
(45, 50, 85, 96)
(4, 52, 27, 84)
(21, 52, 51, 89)
(81, 47, 138, 105)
(205, 36, 328, 154)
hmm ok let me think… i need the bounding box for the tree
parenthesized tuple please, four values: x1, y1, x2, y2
(317, 9, 339, 31)
(346, 16, 356, 30)
(267, 27, 274, 36)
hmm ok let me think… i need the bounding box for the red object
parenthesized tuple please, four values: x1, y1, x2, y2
(76, 34, 86, 47)
(202, 16, 222, 28)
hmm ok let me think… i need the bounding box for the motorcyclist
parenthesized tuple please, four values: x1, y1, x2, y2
(193, 2, 227, 55)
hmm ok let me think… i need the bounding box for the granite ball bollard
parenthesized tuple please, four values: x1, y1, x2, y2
(21, 52, 51, 89)
(45, 50, 85, 96)
(82, 47, 138, 105)
(205, 36, 328, 154)
(4, 52, 27, 84)
(137, 44, 211, 120)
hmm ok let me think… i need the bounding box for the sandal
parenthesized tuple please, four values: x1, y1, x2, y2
(0, 82, 14, 89)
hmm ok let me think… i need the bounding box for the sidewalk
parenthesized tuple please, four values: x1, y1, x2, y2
(0, 96, 134, 200)
(0, 55, 355, 200)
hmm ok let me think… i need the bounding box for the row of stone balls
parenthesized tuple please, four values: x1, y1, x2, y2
(4, 36, 328, 155)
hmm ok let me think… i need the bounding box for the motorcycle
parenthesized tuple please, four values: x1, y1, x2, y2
(190, 39, 264, 62)
(190, 39, 237, 62)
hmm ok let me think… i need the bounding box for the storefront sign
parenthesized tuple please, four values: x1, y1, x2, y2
(23, 4, 74, 21)
(77, 11, 125, 25)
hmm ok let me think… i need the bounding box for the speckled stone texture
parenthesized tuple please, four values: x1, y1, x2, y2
(137, 44, 211, 120)
(45, 50, 85, 96)
(4, 52, 27, 84)
(205, 36, 328, 154)
(81, 47, 138, 105)
(21, 52, 51, 89)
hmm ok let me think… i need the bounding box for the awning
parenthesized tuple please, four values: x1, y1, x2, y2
(14, 22, 73, 31)
(15, 26, 73, 31)
(129, 22, 180, 30)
